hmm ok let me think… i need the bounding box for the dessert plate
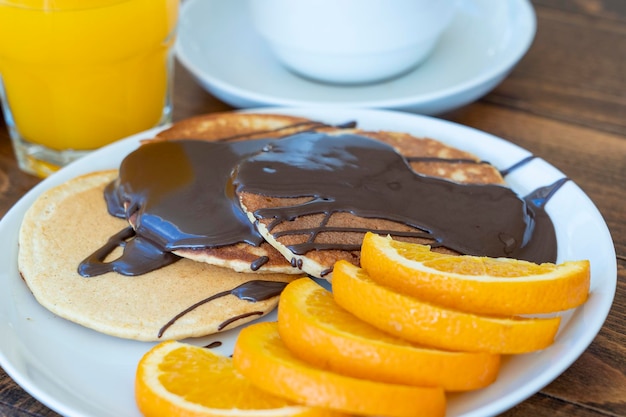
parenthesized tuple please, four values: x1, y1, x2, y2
(175, 0, 536, 114)
(0, 108, 616, 417)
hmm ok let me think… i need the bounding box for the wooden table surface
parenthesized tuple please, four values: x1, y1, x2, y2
(1, 1, 624, 416)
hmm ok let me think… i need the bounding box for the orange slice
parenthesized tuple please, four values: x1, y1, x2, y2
(332, 260, 561, 354)
(135, 340, 343, 417)
(278, 277, 501, 391)
(360, 232, 590, 315)
(233, 322, 446, 417)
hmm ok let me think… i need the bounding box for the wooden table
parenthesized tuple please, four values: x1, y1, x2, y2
(1, 1, 624, 416)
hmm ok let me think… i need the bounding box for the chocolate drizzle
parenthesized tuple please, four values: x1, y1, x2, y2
(406, 156, 492, 165)
(78, 226, 180, 277)
(158, 280, 288, 338)
(517, 177, 568, 259)
(218, 312, 264, 331)
(250, 256, 270, 271)
(500, 155, 537, 177)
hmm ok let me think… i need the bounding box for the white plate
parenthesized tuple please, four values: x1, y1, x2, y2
(175, 0, 536, 114)
(0, 108, 616, 417)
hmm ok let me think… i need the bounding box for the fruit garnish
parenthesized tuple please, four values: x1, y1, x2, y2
(233, 322, 446, 417)
(278, 277, 500, 391)
(136, 233, 592, 416)
(360, 232, 590, 315)
(135, 340, 342, 417)
(332, 260, 561, 354)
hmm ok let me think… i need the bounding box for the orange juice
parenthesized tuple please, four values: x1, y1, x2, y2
(0, 0, 178, 153)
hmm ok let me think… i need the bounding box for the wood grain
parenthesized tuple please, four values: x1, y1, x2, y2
(485, 0, 626, 136)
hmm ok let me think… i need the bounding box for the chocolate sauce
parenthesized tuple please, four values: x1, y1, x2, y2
(500, 155, 536, 177)
(106, 140, 272, 250)
(218, 312, 263, 331)
(250, 256, 269, 271)
(406, 156, 491, 165)
(233, 132, 557, 263)
(78, 226, 180, 277)
(204, 341, 222, 349)
(80, 139, 274, 277)
(158, 280, 288, 338)
(81, 130, 562, 278)
(197, 120, 330, 144)
(518, 178, 568, 259)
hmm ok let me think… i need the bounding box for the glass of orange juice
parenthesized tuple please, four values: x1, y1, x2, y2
(0, 0, 179, 177)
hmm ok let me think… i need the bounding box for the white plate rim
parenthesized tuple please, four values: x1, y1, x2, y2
(0, 107, 616, 417)
(175, 0, 536, 112)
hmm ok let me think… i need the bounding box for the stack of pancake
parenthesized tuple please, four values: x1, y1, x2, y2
(17, 112, 509, 341)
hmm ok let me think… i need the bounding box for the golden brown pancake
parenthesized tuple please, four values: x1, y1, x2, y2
(358, 130, 505, 185)
(153, 112, 331, 143)
(18, 170, 301, 341)
(236, 128, 507, 279)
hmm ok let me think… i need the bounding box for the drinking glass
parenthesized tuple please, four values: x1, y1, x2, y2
(0, 0, 179, 177)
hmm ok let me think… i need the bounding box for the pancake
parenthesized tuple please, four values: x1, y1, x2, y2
(153, 111, 333, 142)
(234, 129, 510, 279)
(357, 130, 505, 185)
(129, 112, 334, 274)
(18, 170, 300, 341)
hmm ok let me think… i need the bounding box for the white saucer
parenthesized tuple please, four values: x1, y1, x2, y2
(175, 0, 536, 114)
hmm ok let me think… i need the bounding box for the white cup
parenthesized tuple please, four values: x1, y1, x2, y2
(249, 0, 458, 85)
